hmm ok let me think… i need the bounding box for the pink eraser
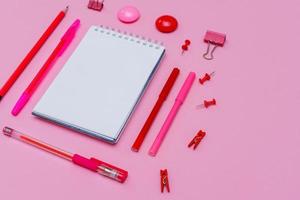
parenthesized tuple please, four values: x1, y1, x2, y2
(204, 30, 226, 46)
(117, 6, 140, 23)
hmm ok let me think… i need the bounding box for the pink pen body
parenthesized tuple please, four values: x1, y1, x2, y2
(148, 101, 181, 156)
(149, 72, 196, 156)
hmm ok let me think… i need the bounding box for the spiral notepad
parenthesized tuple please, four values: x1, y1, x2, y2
(33, 25, 165, 143)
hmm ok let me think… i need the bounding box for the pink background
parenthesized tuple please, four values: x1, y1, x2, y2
(0, 0, 299, 199)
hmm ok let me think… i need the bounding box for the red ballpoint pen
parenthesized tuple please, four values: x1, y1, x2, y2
(12, 19, 81, 116)
(0, 6, 68, 102)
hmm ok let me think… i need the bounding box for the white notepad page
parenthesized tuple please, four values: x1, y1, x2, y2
(33, 26, 165, 143)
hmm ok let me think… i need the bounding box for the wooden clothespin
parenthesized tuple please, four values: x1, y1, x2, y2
(188, 130, 206, 150)
(160, 169, 170, 193)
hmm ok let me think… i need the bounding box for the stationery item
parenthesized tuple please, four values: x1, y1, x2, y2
(197, 98, 216, 109)
(199, 72, 215, 85)
(117, 6, 140, 23)
(160, 169, 170, 193)
(203, 30, 226, 60)
(181, 39, 191, 54)
(155, 15, 178, 33)
(188, 130, 206, 150)
(33, 26, 165, 143)
(149, 72, 195, 156)
(11, 20, 80, 116)
(2, 126, 128, 183)
(88, 0, 104, 11)
(0, 7, 68, 102)
(131, 68, 180, 152)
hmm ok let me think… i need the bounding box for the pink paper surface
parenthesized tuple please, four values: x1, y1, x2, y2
(0, 0, 299, 199)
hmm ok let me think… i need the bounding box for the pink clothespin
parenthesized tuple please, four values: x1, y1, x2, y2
(203, 30, 226, 60)
(88, 0, 104, 11)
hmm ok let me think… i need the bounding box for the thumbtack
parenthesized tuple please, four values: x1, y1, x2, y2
(188, 130, 206, 150)
(88, 0, 104, 11)
(197, 98, 216, 109)
(181, 39, 191, 54)
(199, 72, 215, 85)
(203, 30, 226, 60)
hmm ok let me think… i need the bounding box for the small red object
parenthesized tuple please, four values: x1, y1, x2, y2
(160, 169, 170, 193)
(181, 44, 188, 51)
(88, 0, 104, 11)
(188, 130, 206, 150)
(155, 15, 178, 33)
(199, 72, 215, 85)
(181, 39, 191, 54)
(204, 98, 216, 108)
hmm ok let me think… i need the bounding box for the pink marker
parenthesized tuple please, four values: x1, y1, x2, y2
(149, 72, 196, 156)
(12, 19, 80, 116)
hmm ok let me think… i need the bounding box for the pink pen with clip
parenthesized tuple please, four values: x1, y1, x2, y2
(12, 19, 80, 116)
(149, 72, 196, 156)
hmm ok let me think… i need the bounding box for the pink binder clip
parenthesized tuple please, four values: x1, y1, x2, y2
(88, 0, 104, 11)
(203, 30, 226, 60)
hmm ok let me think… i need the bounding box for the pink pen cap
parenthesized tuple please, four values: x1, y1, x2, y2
(11, 91, 30, 116)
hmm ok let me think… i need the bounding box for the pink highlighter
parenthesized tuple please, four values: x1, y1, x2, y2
(149, 72, 196, 156)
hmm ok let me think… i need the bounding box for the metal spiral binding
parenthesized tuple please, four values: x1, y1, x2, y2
(94, 25, 163, 49)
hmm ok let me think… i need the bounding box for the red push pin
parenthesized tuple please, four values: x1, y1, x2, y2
(197, 98, 216, 109)
(188, 130, 206, 150)
(181, 39, 191, 54)
(199, 72, 215, 85)
(160, 169, 170, 193)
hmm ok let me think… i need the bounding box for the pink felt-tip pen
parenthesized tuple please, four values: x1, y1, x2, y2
(149, 72, 196, 156)
(2, 126, 128, 183)
(11, 19, 80, 116)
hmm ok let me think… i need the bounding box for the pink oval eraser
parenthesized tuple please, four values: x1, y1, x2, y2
(117, 6, 140, 23)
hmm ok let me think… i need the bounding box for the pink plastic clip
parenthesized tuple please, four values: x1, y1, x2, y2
(88, 0, 104, 11)
(203, 30, 226, 60)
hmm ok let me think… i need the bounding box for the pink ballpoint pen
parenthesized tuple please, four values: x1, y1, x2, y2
(12, 19, 81, 116)
(2, 127, 128, 183)
(149, 72, 196, 156)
